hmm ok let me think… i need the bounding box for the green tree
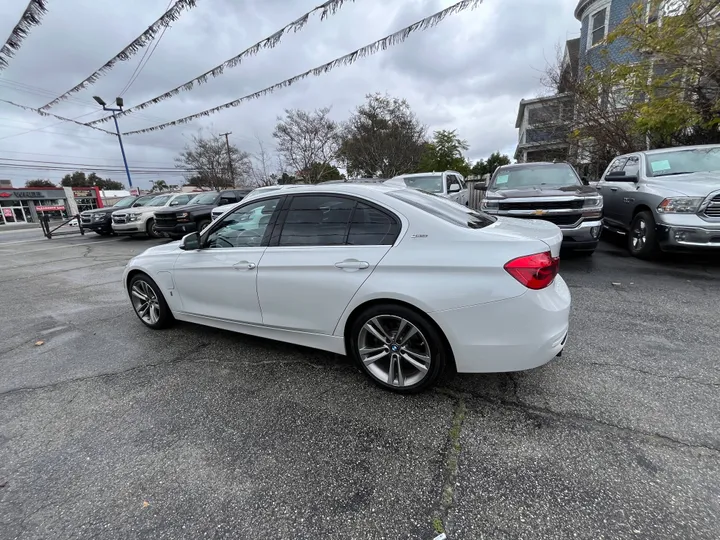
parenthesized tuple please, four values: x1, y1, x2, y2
(60, 171, 87, 187)
(338, 93, 426, 178)
(297, 162, 344, 183)
(151, 180, 169, 192)
(471, 152, 511, 177)
(176, 132, 252, 190)
(25, 179, 55, 188)
(417, 130, 472, 176)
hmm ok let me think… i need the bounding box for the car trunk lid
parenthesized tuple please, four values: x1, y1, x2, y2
(484, 216, 564, 257)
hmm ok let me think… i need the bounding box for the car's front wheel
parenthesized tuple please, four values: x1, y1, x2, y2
(128, 274, 174, 329)
(348, 304, 446, 393)
(146, 218, 162, 239)
(628, 211, 660, 259)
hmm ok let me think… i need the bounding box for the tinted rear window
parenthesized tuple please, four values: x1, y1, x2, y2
(388, 189, 495, 229)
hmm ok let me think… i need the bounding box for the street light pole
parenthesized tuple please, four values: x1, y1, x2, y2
(220, 131, 234, 186)
(94, 96, 133, 189)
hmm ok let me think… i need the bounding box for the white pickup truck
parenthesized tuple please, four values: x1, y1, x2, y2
(385, 171, 470, 205)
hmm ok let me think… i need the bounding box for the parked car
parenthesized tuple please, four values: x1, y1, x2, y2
(80, 194, 157, 236)
(480, 162, 603, 254)
(123, 184, 570, 393)
(385, 171, 469, 206)
(210, 185, 300, 221)
(592, 144, 720, 258)
(112, 192, 195, 238)
(154, 189, 252, 239)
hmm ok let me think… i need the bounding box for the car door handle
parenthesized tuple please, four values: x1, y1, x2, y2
(233, 261, 256, 270)
(335, 259, 369, 270)
(610, 187, 618, 192)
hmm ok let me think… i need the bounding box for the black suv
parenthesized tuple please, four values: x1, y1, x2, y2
(80, 194, 157, 236)
(154, 189, 252, 239)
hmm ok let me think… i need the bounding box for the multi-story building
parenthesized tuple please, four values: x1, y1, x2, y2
(575, 0, 641, 72)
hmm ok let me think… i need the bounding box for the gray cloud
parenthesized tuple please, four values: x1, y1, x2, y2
(0, 0, 580, 187)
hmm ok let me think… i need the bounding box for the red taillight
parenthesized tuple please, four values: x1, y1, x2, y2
(504, 251, 559, 290)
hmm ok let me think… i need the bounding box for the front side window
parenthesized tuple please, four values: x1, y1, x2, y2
(205, 198, 280, 249)
(590, 7, 608, 46)
(279, 196, 355, 247)
(112, 196, 137, 208)
(132, 196, 158, 207)
(604, 157, 629, 178)
(623, 156, 640, 176)
(170, 195, 192, 206)
(399, 175, 444, 194)
(490, 164, 582, 189)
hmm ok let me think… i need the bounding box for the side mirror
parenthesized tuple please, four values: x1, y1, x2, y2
(474, 180, 488, 189)
(179, 232, 200, 250)
(448, 183, 461, 193)
(605, 172, 638, 182)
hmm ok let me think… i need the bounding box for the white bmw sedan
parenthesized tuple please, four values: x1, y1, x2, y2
(123, 184, 570, 392)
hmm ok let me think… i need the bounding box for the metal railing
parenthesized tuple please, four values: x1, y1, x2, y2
(40, 214, 85, 239)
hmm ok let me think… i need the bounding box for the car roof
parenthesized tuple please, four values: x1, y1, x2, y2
(498, 162, 569, 170)
(396, 172, 444, 177)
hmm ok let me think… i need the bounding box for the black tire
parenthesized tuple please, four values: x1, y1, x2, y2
(197, 220, 210, 233)
(128, 274, 174, 329)
(146, 218, 161, 239)
(628, 210, 660, 259)
(348, 304, 447, 393)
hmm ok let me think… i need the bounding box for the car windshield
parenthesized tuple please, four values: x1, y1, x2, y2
(133, 196, 159, 207)
(388, 188, 495, 229)
(645, 147, 720, 177)
(399, 175, 444, 193)
(112, 196, 136, 208)
(490, 164, 581, 189)
(189, 193, 219, 205)
(147, 195, 171, 206)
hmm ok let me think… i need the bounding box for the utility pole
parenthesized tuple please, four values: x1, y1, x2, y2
(93, 96, 133, 189)
(220, 131, 234, 187)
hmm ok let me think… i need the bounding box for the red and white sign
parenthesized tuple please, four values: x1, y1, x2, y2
(0, 192, 11, 198)
(36, 205, 65, 211)
(3, 208, 12, 217)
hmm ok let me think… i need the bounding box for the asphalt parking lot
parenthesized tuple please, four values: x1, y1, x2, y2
(1, 228, 719, 540)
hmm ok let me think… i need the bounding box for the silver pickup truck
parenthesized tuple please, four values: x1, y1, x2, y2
(480, 162, 603, 254)
(592, 144, 720, 258)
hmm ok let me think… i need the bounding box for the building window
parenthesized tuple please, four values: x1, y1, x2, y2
(589, 6, 609, 47)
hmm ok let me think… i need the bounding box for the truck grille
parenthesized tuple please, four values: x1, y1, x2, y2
(512, 214, 582, 227)
(155, 214, 178, 228)
(704, 195, 720, 218)
(112, 213, 127, 224)
(499, 199, 583, 211)
(80, 213, 92, 225)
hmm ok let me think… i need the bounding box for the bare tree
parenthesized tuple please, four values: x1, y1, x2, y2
(175, 131, 252, 190)
(273, 107, 339, 183)
(338, 93, 427, 178)
(248, 136, 279, 187)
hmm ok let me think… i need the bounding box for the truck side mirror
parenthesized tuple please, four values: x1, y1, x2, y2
(448, 183, 461, 193)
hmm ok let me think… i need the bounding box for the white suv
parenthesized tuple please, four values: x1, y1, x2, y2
(112, 192, 195, 238)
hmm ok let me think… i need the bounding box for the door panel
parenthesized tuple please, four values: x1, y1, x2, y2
(256, 245, 391, 333)
(598, 157, 628, 225)
(616, 156, 641, 226)
(173, 247, 266, 323)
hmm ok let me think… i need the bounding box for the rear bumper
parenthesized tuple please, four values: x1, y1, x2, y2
(430, 275, 571, 373)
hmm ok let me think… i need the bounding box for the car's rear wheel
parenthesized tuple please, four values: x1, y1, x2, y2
(628, 211, 660, 259)
(348, 304, 446, 393)
(146, 218, 162, 238)
(129, 274, 174, 329)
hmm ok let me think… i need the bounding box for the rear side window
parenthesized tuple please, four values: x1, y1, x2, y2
(347, 203, 399, 245)
(279, 196, 355, 246)
(388, 189, 495, 229)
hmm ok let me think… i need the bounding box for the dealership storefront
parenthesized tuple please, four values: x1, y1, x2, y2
(0, 187, 103, 225)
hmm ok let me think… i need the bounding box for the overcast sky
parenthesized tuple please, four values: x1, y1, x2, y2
(0, 0, 580, 189)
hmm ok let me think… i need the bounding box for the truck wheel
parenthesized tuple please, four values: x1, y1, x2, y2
(146, 218, 162, 239)
(628, 211, 660, 259)
(197, 220, 210, 233)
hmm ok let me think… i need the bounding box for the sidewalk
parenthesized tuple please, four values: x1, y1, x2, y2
(0, 222, 41, 233)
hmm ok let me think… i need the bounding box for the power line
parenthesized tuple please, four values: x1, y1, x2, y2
(0, 156, 194, 170)
(0, 99, 116, 136)
(38, 0, 198, 110)
(123, 0, 483, 136)
(118, 0, 175, 97)
(85, 0, 355, 126)
(0, 149, 186, 166)
(0, 0, 49, 71)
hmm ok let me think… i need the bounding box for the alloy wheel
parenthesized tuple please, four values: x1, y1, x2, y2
(631, 218, 646, 251)
(358, 315, 432, 388)
(131, 280, 161, 325)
